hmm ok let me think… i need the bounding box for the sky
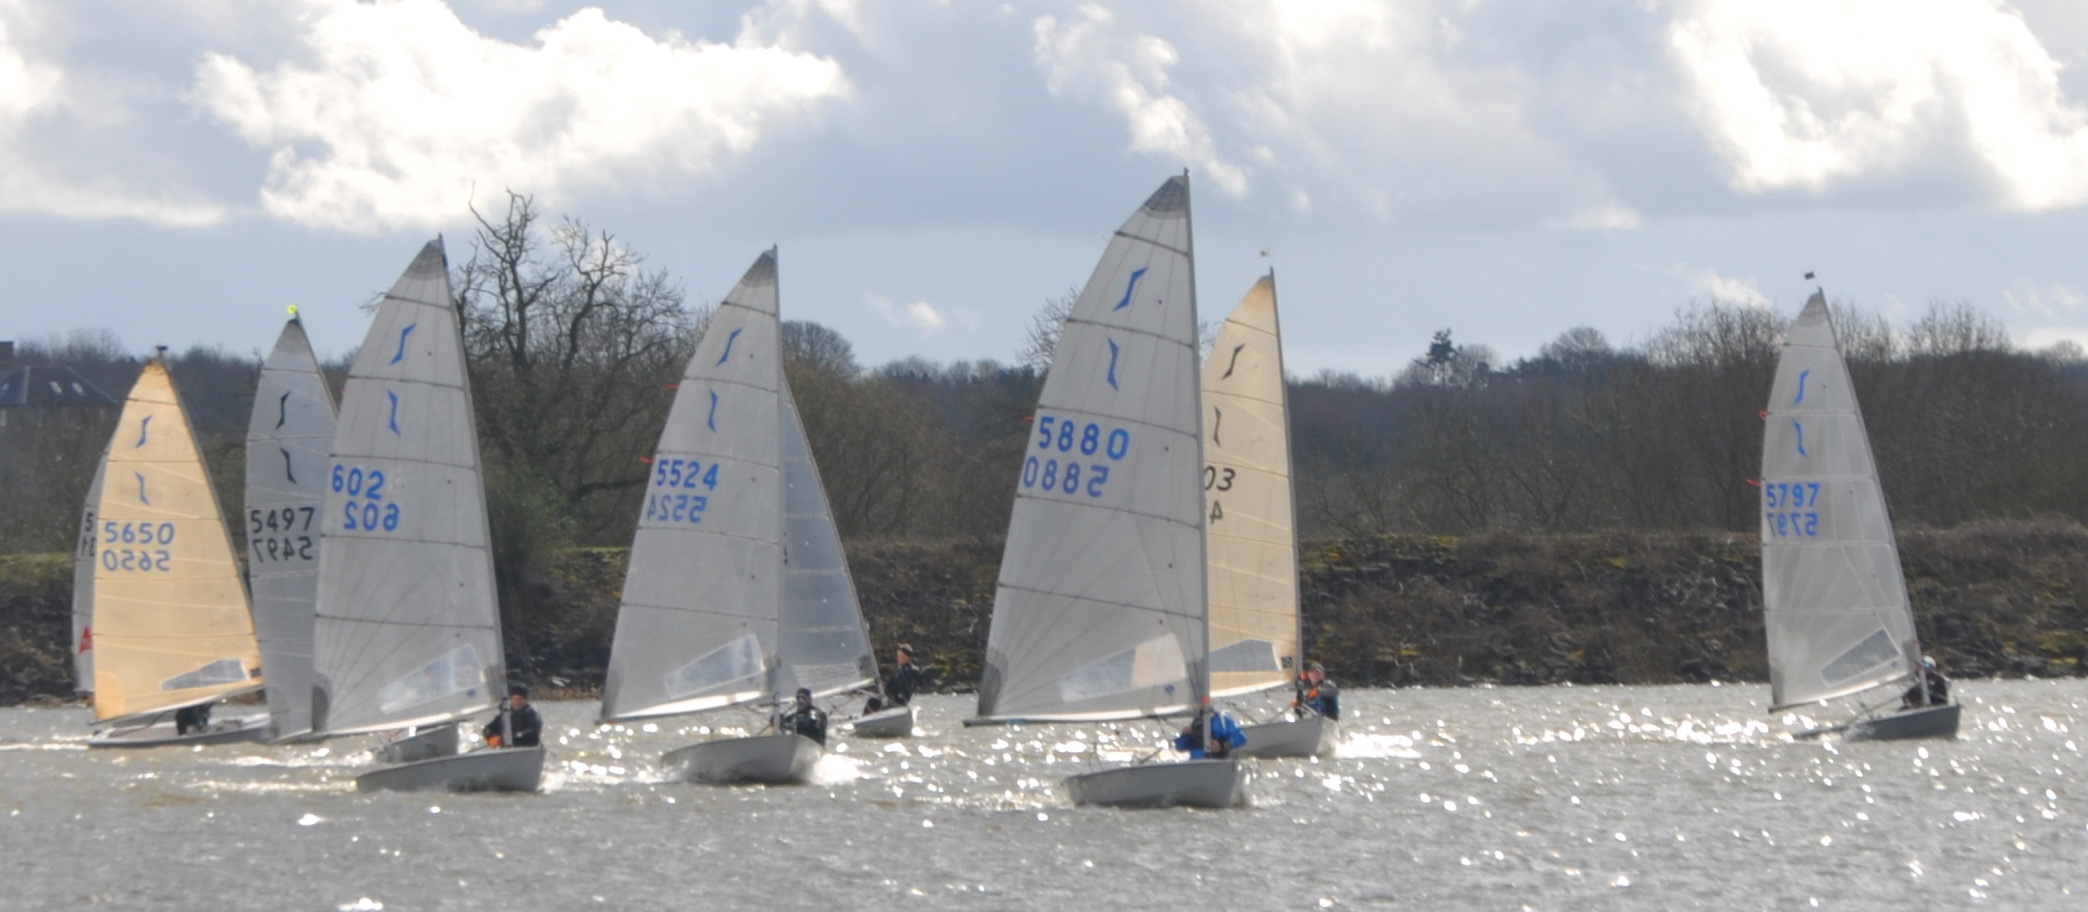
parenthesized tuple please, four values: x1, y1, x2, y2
(5, 0, 2088, 376)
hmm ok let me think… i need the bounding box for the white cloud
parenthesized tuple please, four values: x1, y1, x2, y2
(190, 0, 851, 232)
(2002, 278, 2088, 319)
(0, 4, 228, 225)
(1033, 5, 1248, 196)
(1546, 204, 1642, 231)
(1675, 265, 1772, 307)
(873, 295, 966, 332)
(1669, 0, 2088, 209)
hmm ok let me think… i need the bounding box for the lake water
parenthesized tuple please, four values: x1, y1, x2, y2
(2, 680, 2082, 910)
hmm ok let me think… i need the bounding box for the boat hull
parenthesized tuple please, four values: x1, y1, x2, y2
(376, 722, 460, 764)
(89, 716, 268, 749)
(354, 746, 546, 793)
(847, 705, 915, 738)
(1237, 714, 1338, 758)
(1064, 758, 1249, 809)
(1851, 703, 1960, 741)
(664, 733, 820, 785)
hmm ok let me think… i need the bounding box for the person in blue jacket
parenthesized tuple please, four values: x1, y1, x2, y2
(1174, 703, 1246, 759)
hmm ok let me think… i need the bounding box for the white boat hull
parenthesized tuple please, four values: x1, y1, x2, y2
(354, 746, 546, 793)
(847, 705, 915, 738)
(1237, 714, 1338, 758)
(1064, 758, 1249, 809)
(376, 722, 460, 764)
(1851, 703, 1960, 741)
(89, 715, 269, 749)
(664, 733, 820, 785)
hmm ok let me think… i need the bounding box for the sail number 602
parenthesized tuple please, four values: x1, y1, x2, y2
(333, 463, 401, 532)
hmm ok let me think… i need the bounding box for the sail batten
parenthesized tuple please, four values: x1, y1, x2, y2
(311, 239, 506, 738)
(976, 174, 1207, 724)
(91, 361, 264, 722)
(1760, 290, 1919, 710)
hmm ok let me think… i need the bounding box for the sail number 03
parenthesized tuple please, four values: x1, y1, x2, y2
(332, 464, 401, 532)
(1022, 415, 1130, 498)
(644, 456, 716, 524)
(1763, 481, 1822, 538)
(100, 521, 174, 572)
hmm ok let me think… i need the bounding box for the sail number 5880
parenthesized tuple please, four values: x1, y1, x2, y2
(1023, 415, 1131, 499)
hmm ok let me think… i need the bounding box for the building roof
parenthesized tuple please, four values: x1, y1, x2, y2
(0, 365, 120, 408)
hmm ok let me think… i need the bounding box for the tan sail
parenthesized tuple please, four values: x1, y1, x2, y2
(1201, 275, 1299, 697)
(93, 360, 262, 722)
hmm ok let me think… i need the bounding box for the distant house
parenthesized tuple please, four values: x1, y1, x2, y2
(0, 342, 122, 428)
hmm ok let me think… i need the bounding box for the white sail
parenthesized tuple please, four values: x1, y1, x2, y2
(311, 240, 504, 737)
(92, 360, 263, 723)
(975, 175, 1206, 723)
(244, 316, 338, 739)
(1761, 290, 1918, 710)
(71, 451, 107, 692)
(601, 251, 786, 723)
(1201, 274, 1300, 698)
(778, 380, 878, 698)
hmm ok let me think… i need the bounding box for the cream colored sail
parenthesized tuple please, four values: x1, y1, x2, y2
(92, 360, 262, 723)
(1201, 274, 1299, 697)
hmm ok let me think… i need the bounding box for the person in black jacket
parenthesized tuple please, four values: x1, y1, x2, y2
(1293, 662, 1340, 720)
(1902, 657, 1950, 708)
(483, 684, 542, 748)
(885, 644, 926, 707)
(781, 688, 828, 746)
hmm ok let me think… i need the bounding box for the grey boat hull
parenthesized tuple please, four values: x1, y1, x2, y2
(847, 705, 915, 738)
(1064, 758, 1249, 809)
(376, 722, 460, 764)
(354, 745, 546, 793)
(89, 715, 268, 749)
(1237, 714, 1338, 758)
(664, 733, 820, 785)
(1851, 703, 1960, 741)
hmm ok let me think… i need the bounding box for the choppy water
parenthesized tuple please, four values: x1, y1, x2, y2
(2, 680, 2083, 910)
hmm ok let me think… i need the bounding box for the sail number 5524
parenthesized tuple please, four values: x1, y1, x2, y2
(1023, 415, 1131, 499)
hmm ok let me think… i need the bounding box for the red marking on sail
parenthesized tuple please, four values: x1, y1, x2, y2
(1745, 478, 1762, 488)
(78, 627, 92, 653)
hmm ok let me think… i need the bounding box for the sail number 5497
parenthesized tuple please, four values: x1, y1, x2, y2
(1023, 415, 1130, 499)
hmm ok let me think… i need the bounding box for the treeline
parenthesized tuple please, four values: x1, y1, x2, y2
(8, 195, 2088, 575)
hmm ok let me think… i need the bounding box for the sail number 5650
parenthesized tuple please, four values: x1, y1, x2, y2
(1023, 415, 1130, 499)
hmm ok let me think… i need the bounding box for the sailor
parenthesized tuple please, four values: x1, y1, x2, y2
(1902, 656, 1951, 708)
(782, 688, 829, 746)
(1174, 704, 1247, 759)
(885, 644, 927, 707)
(175, 703, 211, 735)
(483, 684, 542, 748)
(1293, 661, 1341, 720)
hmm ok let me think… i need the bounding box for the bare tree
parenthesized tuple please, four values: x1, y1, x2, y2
(1016, 288, 1080, 373)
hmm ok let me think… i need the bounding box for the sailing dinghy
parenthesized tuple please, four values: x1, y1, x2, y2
(244, 312, 337, 743)
(1203, 273, 1332, 759)
(602, 250, 850, 784)
(86, 357, 268, 748)
(310, 239, 545, 791)
(1761, 289, 1958, 741)
(70, 449, 106, 695)
(968, 174, 1249, 809)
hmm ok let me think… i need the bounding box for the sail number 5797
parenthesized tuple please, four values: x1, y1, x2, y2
(1022, 415, 1131, 499)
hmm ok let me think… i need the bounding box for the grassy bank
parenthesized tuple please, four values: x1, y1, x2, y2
(7, 520, 2086, 706)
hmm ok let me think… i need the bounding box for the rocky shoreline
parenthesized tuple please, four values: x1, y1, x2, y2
(6, 519, 2085, 707)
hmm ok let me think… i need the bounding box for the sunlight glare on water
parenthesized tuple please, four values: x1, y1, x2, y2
(0, 680, 2082, 909)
